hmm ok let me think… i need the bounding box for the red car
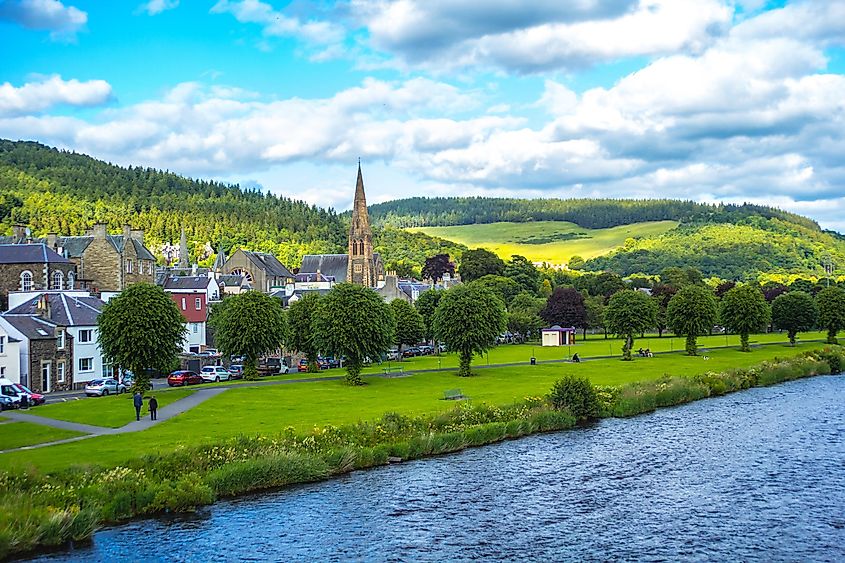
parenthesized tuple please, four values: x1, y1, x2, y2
(167, 370, 204, 387)
(12, 383, 45, 406)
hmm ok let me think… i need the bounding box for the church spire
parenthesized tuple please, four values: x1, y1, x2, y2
(348, 161, 375, 286)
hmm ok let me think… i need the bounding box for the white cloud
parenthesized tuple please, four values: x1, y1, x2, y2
(211, 0, 345, 46)
(0, 75, 112, 116)
(138, 0, 179, 16)
(0, 0, 86, 40)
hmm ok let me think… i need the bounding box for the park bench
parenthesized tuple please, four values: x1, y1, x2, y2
(382, 366, 404, 375)
(443, 389, 466, 401)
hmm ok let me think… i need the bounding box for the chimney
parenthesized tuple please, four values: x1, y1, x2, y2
(12, 224, 27, 242)
(36, 294, 52, 320)
(46, 233, 58, 251)
(191, 263, 198, 276)
(92, 223, 107, 239)
(130, 229, 144, 246)
(123, 224, 131, 240)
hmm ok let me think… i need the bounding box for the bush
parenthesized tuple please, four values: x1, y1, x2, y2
(548, 375, 600, 420)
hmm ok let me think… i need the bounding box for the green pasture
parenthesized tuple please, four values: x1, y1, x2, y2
(0, 341, 820, 473)
(409, 220, 678, 263)
(0, 422, 85, 451)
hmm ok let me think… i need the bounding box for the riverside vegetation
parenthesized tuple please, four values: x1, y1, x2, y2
(1, 346, 841, 560)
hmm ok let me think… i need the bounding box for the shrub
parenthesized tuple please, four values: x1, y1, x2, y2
(548, 375, 600, 419)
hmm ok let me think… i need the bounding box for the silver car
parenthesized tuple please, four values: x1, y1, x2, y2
(85, 378, 126, 397)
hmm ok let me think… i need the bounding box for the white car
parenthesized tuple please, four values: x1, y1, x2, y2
(85, 378, 127, 397)
(200, 365, 231, 382)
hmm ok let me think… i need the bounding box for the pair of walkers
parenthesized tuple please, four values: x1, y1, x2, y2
(133, 392, 158, 421)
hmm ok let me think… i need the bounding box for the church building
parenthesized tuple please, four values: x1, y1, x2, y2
(299, 163, 385, 287)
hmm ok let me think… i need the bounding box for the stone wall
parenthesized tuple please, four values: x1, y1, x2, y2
(81, 237, 122, 293)
(0, 262, 76, 310)
(223, 250, 265, 292)
(28, 333, 74, 393)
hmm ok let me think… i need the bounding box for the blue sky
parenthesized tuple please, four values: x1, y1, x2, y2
(1, 0, 845, 230)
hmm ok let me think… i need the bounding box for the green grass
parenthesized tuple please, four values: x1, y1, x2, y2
(0, 422, 85, 451)
(0, 342, 818, 473)
(29, 389, 196, 428)
(409, 220, 678, 264)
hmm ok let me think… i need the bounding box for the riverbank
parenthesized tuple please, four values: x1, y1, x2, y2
(1, 345, 841, 560)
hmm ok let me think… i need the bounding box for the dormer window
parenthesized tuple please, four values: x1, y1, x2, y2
(20, 271, 33, 291)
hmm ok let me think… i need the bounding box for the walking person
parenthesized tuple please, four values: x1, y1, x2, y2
(133, 391, 143, 421)
(149, 396, 158, 421)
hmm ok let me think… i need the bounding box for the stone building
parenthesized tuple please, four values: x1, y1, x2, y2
(0, 243, 76, 310)
(221, 249, 294, 293)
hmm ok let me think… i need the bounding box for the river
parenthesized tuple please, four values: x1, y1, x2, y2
(28, 375, 845, 562)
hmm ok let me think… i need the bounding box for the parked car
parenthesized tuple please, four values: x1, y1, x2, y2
(0, 395, 17, 411)
(0, 378, 22, 407)
(200, 365, 231, 382)
(324, 357, 341, 369)
(167, 370, 204, 387)
(418, 345, 434, 355)
(438, 343, 447, 353)
(387, 348, 400, 361)
(12, 383, 45, 406)
(228, 365, 244, 379)
(120, 372, 152, 391)
(402, 346, 421, 358)
(298, 358, 310, 372)
(85, 378, 126, 397)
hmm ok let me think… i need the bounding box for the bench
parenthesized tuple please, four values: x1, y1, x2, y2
(382, 366, 404, 375)
(443, 389, 466, 401)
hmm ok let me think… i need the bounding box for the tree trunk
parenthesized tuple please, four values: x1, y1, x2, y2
(345, 359, 364, 385)
(458, 351, 472, 377)
(622, 334, 633, 361)
(827, 327, 838, 345)
(739, 332, 750, 352)
(685, 334, 697, 356)
(789, 330, 797, 346)
(307, 354, 319, 373)
(244, 357, 259, 380)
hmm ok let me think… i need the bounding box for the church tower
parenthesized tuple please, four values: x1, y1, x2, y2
(347, 162, 375, 287)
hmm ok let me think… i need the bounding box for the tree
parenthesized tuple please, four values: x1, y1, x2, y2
(286, 292, 322, 372)
(97, 283, 186, 393)
(603, 290, 657, 360)
(459, 248, 505, 282)
(816, 286, 845, 344)
(210, 292, 287, 379)
(714, 280, 736, 299)
(762, 282, 788, 303)
(720, 284, 771, 352)
(567, 255, 585, 270)
(469, 275, 522, 307)
(661, 266, 703, 288)
(584, 295, 605, 339)
(503, 255, 540, 294)
(422, 253, 455, 282)
(540, 287, 587, 329)
(414, 289, 442, 343)
(772, 291, 817, 345)
(539, 278, 553, 298)
(433, 284, 507, 377)
(651, 283, 677, 337)
(391, 299, 425, 357)
(312, 284, 395, 385)
(508, 292, 545, 339)
(666, 285, 718, 355)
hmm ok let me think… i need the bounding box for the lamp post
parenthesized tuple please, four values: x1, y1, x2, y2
(823, 256, 834, 288)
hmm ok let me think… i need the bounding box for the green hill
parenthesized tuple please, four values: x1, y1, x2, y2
(410, 220, 678, 265)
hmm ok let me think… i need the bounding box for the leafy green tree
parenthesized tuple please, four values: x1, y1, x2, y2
(720, 284, 771, 352)
(772, 291, 817, 345)
(434, 284, 507, 377)
(507, 292, 546, 339)
(539, 278, 553, 298)
(459, 248, 505, 282)
(540, 287, 587, 329)
(503, 255, 540, 294)
(313, 284, 395, 385)
(97, 283, 186, 393)
(661, 266, 704, 288)
(469, 275, 522, 307)
(567, 255, 585, 270)
(391, 299, 425, 357)
(603, 290, 657, 360)
(667, 285, 718, 355)
(210, 292, 287, 379)
(584, 295, 606, 339)
(816, 286, 845, 344)
(414, 289, 442, 343)
(651, 283, 677, 337)
(286, 292, 322, 372)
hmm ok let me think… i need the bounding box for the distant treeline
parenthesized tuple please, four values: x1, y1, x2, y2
(367, 197, 820, 231)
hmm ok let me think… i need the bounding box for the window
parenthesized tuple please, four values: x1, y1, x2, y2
(354, 263, 363, 273)
(20, 271, 33, 291)
(51, 270, 64, 290)
(0, 367, 4, 377)
(0, 335, 4, 354)
(78, 358, 93, 372)
(192, 323, 199, 334)
(195, 297, 201, 310)
(78, 329, 93, 343)
(181, 297, 186, 310)
(57, 361, 65, 383)
(56, 330, 65, 350)
(125, 259, 133, 274)
(68, 272, 75, 290)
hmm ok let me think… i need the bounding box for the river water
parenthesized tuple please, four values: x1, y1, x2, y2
(30, 375, 845, 562)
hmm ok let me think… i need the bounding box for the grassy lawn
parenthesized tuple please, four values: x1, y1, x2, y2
(0, 342, 819, 473)
(0, 422, 85, 451)
(29, 389, 196, 428)
(409, 220, 678, 263)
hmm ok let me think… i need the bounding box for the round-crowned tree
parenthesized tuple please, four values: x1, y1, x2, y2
(433, 284, 507, 377)
(772, 291, 817, 345)
(312, 284, 395, 385)
(603, 290, 657, 360)
(210, 291, 287, 380)
(720, 284, 771, 352)
(391, 298, 425, 358)
(97, 283, 186, 393)
(667, 285, 718, 356)
(816, 286, 845, 344)
(287, 292, 322, 372)
(540, 287, 587, 330)
(414, 289, 442, 344)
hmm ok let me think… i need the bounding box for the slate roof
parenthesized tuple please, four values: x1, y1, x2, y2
(242, 251, 294, 279)
(0, 315, 58, 340)
(271, 288, 332, 307)
(57, 235, 157, 262)
(0, 243, 70, 264)
(295, 272, 335, 283)
(162, 276, 212, 290)
(217, 274, 246, 287)
(6, 293, 104, 327)
(299, 253, 383, 283)
(398, 281, 432, 299)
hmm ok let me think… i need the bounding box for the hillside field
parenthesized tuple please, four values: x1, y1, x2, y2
(409, 220, 678, 264)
